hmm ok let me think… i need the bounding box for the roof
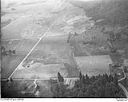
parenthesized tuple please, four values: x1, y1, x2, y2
(124, 59, 128, 66)
(74, 55, 113, 76)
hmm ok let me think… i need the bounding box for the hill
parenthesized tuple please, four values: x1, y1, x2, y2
(70, 0, 128, 26)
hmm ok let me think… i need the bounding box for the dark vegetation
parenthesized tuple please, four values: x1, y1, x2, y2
(120, 78, 128, 91)
(1, 46, 16, 56)
(51, 72, 126, 98)
(1, 79, 52, 98)
(1, 81, 35, 98)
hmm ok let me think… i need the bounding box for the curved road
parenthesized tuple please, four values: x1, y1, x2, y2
(118, 83, 128, 98)
(118, 68, 128, 98)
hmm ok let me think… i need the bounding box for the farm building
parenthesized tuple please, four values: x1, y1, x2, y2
(124, 59, 128, 67)
(109, 64, 125, 80)
(74, 55, 113, 76)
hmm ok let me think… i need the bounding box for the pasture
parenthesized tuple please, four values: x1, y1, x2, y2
(1, 39, 38, 79)
(12, 63, 68, 79)
(1, 55, 25, 78)
(74, 55, 113, 76)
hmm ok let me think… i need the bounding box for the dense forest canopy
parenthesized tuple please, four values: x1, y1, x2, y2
(51, 72, 126, 98)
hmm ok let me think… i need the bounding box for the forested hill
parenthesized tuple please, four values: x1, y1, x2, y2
(70, 0, 128, 26)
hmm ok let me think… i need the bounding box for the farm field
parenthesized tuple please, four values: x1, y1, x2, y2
(12, 63, 68, 79)
(74, 55, 112, 76)
(1, 0, 128, 98)
(10, 34, 79, 79)
(1, 39, 38, 79)
(2, 55, 25, 79)
(2, 39, 38, 52)
(28, 34, 71, 60)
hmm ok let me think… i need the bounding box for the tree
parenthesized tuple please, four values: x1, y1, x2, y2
(104, 74, 109, 81)
(85, 74, 89, 80)
(50, 73, 125, 98)
(113, 73, 118, 85)
(67, 33, 72, 43)
(79, 72, 86, 87)
(1, 46, 7, 56)
(79, 72, 82, 80)
(9, 50, 12, 55)
(85, 74, 90, 84)
(12, 50, 16, 54)
(2, 51, 8, 56)
(124, 66, 128, 73)
(108, 75, 113, 82)
(57, 72, 64, 83)
(51, 79, 68, 97)
(10, 77, 13, 82)
(105, 82, 113, 97)
(97, 86, 105, 97)
(1, 46, 5, 52)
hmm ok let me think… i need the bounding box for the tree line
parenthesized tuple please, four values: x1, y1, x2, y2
(50, 72, 126, 98)
(1, 46, 16, 56)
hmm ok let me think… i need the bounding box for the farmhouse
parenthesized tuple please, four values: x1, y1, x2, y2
(74, 55, 113, 76)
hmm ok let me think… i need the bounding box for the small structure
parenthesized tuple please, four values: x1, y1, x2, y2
(123, 59, 128, 75)
(124, 59, 128, 67)
(50, 77, 79, 89)
(109, 63, 125, 80)
(64, 77, 79, 88)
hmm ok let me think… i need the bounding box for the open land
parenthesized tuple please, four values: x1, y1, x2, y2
(1, 0, 128, 98)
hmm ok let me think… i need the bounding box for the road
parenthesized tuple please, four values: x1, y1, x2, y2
(118, 83, 128, 98)
(118, 68, 127, 82)
(118, 68, 128, 98)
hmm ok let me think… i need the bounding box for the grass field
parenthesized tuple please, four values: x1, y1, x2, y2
(1, 55, 25, 78)
(74, 55, 112, 76)
(1, 30, 79, 80)
(1, 39, 38, 79)
(12, 63, 68, 79)
(11, 35, 79, 79)
(1, 0, 128, 98)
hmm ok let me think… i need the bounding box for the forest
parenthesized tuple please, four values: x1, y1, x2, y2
(50, 72, 126, 98)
